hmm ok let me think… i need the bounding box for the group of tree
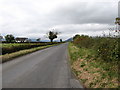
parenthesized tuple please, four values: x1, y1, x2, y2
(0, 34, 15, 43)
(5, 34, 15, 43)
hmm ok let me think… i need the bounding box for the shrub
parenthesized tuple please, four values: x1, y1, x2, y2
(73, 34, 119, 62)
(73, 35, 93, 48)
(95, 37, 119, 62)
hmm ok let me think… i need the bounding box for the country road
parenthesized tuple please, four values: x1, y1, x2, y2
(2, 43, 83, 88)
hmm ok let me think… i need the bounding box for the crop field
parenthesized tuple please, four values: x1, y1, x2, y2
(1, 42, 60, 55)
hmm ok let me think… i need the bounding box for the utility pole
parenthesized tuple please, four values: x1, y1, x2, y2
(115, 1, 120, 37)
(118, 1, 120, 30)
(115, 1, 120, 25)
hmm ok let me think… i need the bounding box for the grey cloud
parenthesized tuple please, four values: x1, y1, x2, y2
(48, 2, 117, 25)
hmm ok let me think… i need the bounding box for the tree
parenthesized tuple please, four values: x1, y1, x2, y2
(73, 34, 80, 40)
(47, 31, 59, 42)
(0, 35, 3, 41)
(60, 39, 62, 42)
(5, 34, 15, 43)
(36, 38, 41, 42)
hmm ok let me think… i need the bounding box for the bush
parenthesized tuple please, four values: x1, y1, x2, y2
(95, 37, 119, 62)
(73, 35, 93, 48)
(73, 34, 119, 62)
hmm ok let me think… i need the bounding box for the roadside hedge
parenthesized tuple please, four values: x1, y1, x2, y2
(73, 35, 119, 62)
(1, 42, 61, 55)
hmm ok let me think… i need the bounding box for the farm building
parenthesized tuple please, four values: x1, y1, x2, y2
(15, 37, 29, 42)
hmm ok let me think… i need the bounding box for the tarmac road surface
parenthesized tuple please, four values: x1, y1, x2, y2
(2, 43, 83, 88)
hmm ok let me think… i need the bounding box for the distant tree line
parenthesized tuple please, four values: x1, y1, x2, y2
(0, 30, 62, 43)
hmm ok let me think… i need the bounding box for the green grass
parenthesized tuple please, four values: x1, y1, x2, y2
(0, 44, 59, 63)
(68, 42, 119, 88)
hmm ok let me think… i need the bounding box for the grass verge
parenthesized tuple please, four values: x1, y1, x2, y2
(0, 44, 59, 63)
(68, 42, 119, 88)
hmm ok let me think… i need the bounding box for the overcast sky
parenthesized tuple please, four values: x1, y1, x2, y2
(0, 0, 119, 41)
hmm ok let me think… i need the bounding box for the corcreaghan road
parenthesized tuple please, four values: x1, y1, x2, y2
(2, 43, 83, 88)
